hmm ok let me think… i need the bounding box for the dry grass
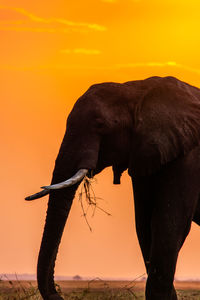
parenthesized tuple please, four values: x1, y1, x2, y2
(1, 276, 200, 300)
(0, 277, 143, 300)
(78, 176, 111, 231)
(0, 276, 40, 300)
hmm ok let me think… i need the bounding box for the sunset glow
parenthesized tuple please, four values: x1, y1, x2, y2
(1, 0, 200, 280)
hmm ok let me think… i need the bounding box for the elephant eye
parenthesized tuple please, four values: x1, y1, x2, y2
(93, 117, 107, 134)
(95, 120, 105, 129)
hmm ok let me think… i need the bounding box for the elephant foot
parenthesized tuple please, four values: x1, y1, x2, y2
(47, 293, 64, 300)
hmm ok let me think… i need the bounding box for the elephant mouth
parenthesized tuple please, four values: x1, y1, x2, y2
(25, 168, 89, 201)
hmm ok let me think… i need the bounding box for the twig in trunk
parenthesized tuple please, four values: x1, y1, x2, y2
(78, 176, 111, 231)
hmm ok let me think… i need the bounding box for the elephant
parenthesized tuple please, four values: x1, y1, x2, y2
(26, 76, 200, 300)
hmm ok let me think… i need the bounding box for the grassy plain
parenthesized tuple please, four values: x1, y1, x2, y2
(0, 279, 200, 299)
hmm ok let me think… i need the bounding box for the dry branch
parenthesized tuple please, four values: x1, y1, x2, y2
(78, 176, 111, 231)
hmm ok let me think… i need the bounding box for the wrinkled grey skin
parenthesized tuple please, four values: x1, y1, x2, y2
(26, 76, 200, 300)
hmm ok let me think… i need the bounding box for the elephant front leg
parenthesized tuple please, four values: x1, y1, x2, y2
(132, 176, 152, 273)
(145, 212, 188, 300)
(135, 207, 178, 300)
(145, 227, 179, 300)
(145, 168, 198, 300)
(132, 176, 181, 300)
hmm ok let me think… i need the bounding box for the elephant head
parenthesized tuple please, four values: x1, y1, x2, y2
(26, 76, 200, 300)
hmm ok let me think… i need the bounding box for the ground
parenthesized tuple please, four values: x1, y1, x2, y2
(0, 280, 200, 299)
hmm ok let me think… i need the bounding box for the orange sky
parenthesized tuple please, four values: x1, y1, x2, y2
(1, 0, 200, 280)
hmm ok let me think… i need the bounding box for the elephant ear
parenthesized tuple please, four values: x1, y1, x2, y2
(129, 80, 200, 176)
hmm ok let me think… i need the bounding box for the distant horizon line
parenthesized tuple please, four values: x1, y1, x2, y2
(1, 273, 200, 282)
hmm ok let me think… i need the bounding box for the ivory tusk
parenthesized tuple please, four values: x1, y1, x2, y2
(41, 169, 88, 190)
(25, 189, 50, 201)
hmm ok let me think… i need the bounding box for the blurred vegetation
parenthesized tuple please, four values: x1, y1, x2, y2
(0, 276, 200, 300)
(0, 276, 143, 300)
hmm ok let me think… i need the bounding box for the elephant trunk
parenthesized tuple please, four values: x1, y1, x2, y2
(37, 185, 78, 300)
(36, 128, 100, 299)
